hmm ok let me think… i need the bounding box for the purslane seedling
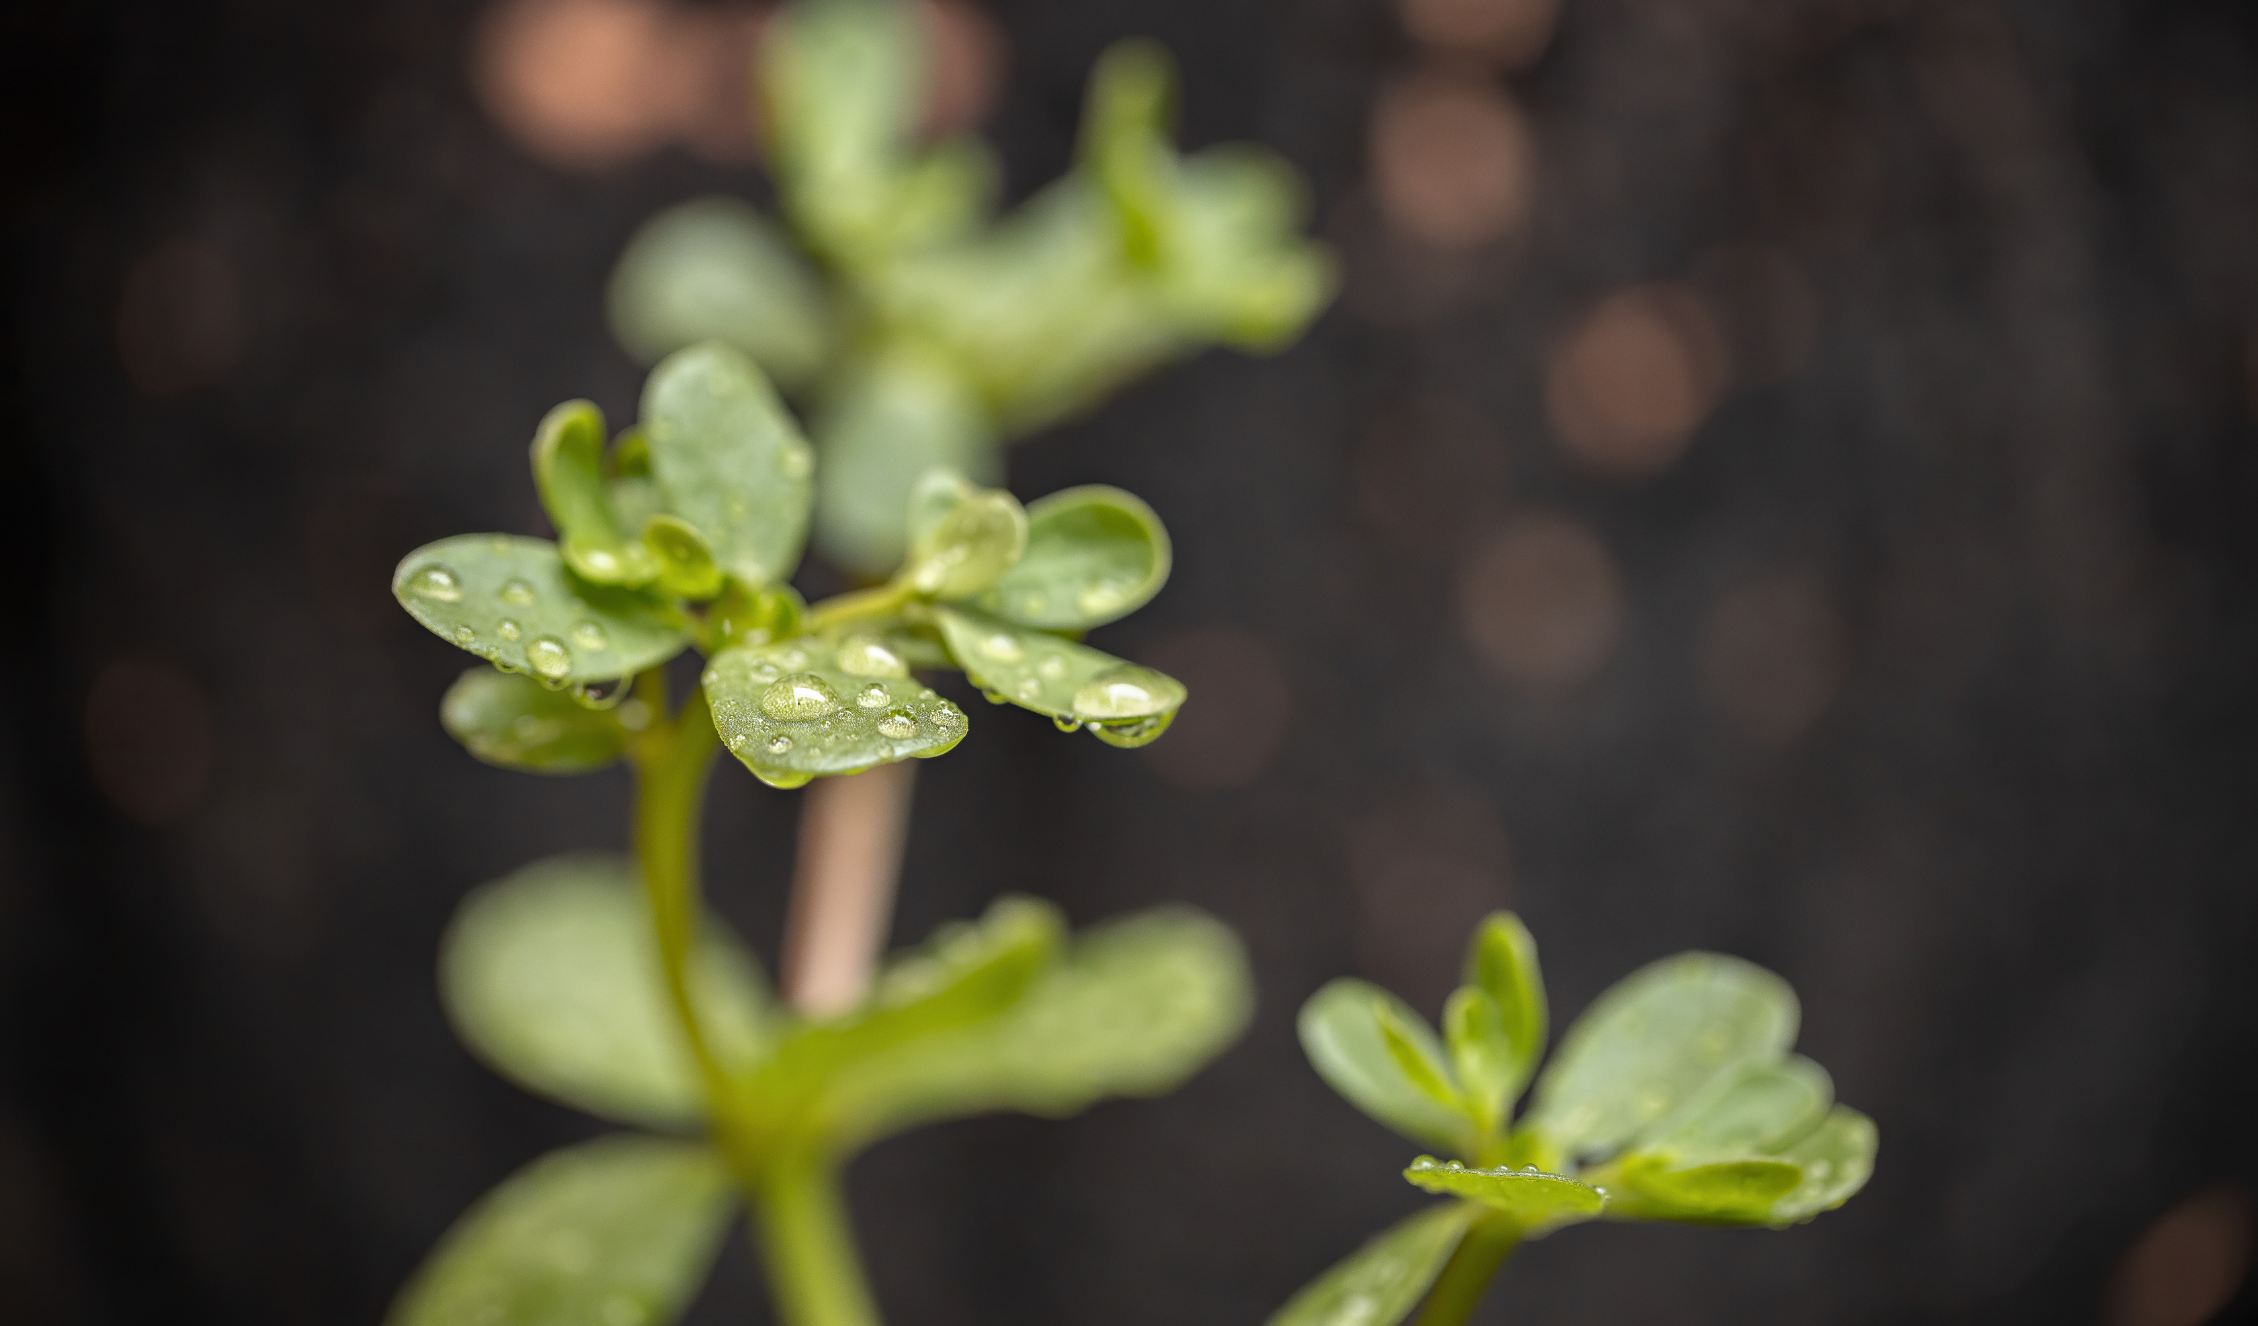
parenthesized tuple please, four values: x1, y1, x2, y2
(387, 341, 1252, 1326)
(1270, 913, 1877, 1326)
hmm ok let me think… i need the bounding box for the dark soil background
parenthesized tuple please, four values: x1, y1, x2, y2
(7, 0, 2258, 1322)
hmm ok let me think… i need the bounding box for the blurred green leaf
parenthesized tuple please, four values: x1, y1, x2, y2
(439, 853, 771, 1130)
(387, 1134, 735, 1326)
(702, 580, 807, 654)
(823, 905, 1252, 1147)
(760, 896, 1063, 1101)
(812, 348, 999, 576)
(1766, 1107, 1877, 1224)
(1401, 1158, 1606, 1231)
(1523, 953, 1798, 1161)
(899, 470, 1027, 599)
(1264, 1202, 1474, 1326)
(1379, 1002, 1465, 1117)
(1079, 40, 1176, 267)
(1298, 978, 1476, 1156)
(932, 604, 1186, 745)
(1442, 988, 1514, 1136)
(703, 636, 968, 789)
(531, 401, 663, 587)
(607, 197, 832, 386)
(641, 514, 724, 600)
(1645, 1056, 1835, 1161)
(1160, 147, 1338, 350)
(440, 667, 637, 774)
(1463, 912, 1546, 1097)
(642, 342, 815, 587)
(1605, 1157, 1805, 1225)
(975, 485, 1171, 630)
(394, 535, 690, 683)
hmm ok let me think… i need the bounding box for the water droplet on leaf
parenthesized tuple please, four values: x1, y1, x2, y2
(572, 621, 610, 651)
(452, 625, 476, 645)
(857, 683, 890, 709)
(527, 636, 573, 678)
(760, 673, 840, 720)
(1072, 665, 1168, 718)
(876, 710, 919, 739)
(499, 578, 536, 606)
(982, 633, 1024, 661)
(407, 564, 462, 602)
(1054, 715, 1083, 732)
(496, 618, 522, 641)
(767, 735, 794, 754)
(779, 444, 813, 478)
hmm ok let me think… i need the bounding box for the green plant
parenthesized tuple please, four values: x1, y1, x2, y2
(605, 0, 1336, 575)
(386, 340, 1252, 1326)
(1270, 913, 1878, 1326)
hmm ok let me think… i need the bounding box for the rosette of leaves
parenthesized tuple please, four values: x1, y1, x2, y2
(605, 0, 1336, 575)
(389, 856, 1251, 1325)
(1271, 914, 1877, 1326)
(393, 340, 1187, 789)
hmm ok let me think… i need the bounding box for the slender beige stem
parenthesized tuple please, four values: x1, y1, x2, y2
(780, 760, 918, 1017)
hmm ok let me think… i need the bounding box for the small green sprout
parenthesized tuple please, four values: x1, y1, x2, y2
(1272, 914, 1878, 1326)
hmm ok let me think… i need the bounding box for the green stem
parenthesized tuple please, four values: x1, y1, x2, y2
(631, 681, 730, 1107)
(804, 581, 912, 634)
(748, 1146, 881, 1326)
(1414, 1211, 1522, 1326)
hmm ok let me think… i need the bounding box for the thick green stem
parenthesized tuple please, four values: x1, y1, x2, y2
(748, 1147, 881, 1326)
(631, 682, 730, 1106)
(1413, 1211, 1522, 1326)
(803, 581, 912, 634)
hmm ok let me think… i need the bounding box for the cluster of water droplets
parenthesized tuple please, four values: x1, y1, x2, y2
(404, 559, 622, 685)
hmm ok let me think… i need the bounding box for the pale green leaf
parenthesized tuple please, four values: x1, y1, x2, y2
(439, 853, 771, 1129)
(641, 342, 814, 587)
(1379, 1002, 1464, 1116)
(440, 667, 637, 774)
(641, 514, 723, 600)
(1161, 146, 1338, 350)
(1767, 1107, 1877, 1224)
(702, 636, 968, 789)
(1524, 952, 1798, 1160)
(1441, 988, 1514, 1135)
(823, 905, 1252, 1147)
(531, 400, 662, 587)
(700, 580, 807, 654)
(899, 470, 1027, 599)
(606, 196, 832, 386)
(932, 604, 1186, 746)
(974, 485, 1171, 630)
(811, 349, 998, 576)
(387, 1134, 735, 1326)
(1401, 1158, 1606, 1231)
(1647, 1056, 1835, 1161)
(1264, 1203, 1474, 1326)
(1463, 912, 1546, 1096)
(1603, 1157, 1806, 1225)
(394, 535, 691, 683)
(1297, 978, 1475, 1156)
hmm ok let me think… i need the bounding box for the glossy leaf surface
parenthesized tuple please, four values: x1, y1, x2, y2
(826, 905, 1251, 1146)
(1647, 1056, 1834, 1160)
(1608, 1157, 1804, 1224)
(703, 636, 968, 788)
(642, 342, 814, 587)
(440, 667, 636, 774)
(607, 196, 832, 386)
(812, 350, 997, 575)
(976, 485, 1171, 629)
(1442, 988, 1514, 1135)
(642, 514, 724, 600)
(388, 1135, 735, 1326)
(1298, 978, 1475, 1156)
(702, 580, 806, 653)
(440, 854, 770, 1128)
(1524, 953, 1797, 1159)
(532, 400, 662, 587)
(394, 535, 690, 682)
(934, 605, 1186, 744)
(1767, 1107, 1878, 1224)
(1265, 1202, 1474, 1326)
(900, 470, 1027, 599)
(1402, 1158, 1606, 1230)
(1380, 1002, 1465, 1116)
(1464, 912, 1547, 1095)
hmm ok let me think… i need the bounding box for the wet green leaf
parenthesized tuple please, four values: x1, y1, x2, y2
(824, 905, 1252, 1146)
(394, 535, 691, 683)
(1646, 1056, 1835, 1161)
(642, 342, 814, 588)
(1442, 988, 1514, 1135)
(761, 896, 1064, 1100)
(1523, 953, 1798, 1161)
(641, 514, 723, 600)
(388, 1134, 735, 1326)
(1264, 1202, 1474, 1326)
(701, 580, 806, 654)
(440, 667, 638, 774)
(1401, 1158, 1606, 1231)
(1463, 912, 1546, 1096)
(531, 401, 663, 587)
(1766, 1107, 1877, 1224)
(1605, 1157, 1805, 1225)
(811, 349, 998, 576)
(607, 196, 832, 387)
(1298, 978, 1476, 1156)
(439, 853, 771, 1129)
(899, 470, 1027, 599)
(932, 605, 1186, 744)
(702, 636, 968, 789)
(975, 486, 1171, 630)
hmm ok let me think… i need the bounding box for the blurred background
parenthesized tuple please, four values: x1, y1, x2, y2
(6, 0, 2258, 1321)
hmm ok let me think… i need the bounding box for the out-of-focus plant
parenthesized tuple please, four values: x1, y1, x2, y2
(385, 341, 1251, 1326)
(1270, 914, 1877, 1326)
(605, 0, 1336, 575)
